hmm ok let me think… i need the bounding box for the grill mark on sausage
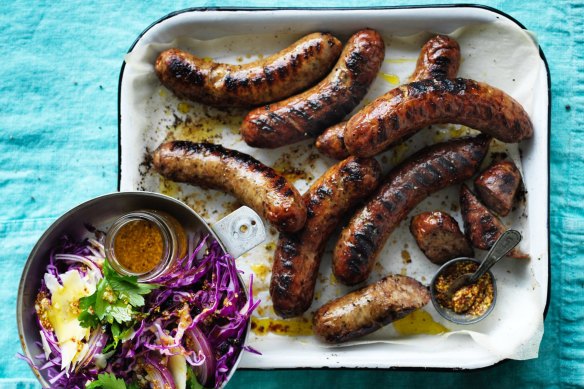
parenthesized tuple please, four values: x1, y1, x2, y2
(241, 29, 385, 148)
(168, 57, 205, 86)
(333, 135, 491, 285)
(270, 157, 381, 317)
(345, 78, 533, 157)
(153, 141, 307, 233)
(313, 274, 430, 343)
(155, 33, 343, 107)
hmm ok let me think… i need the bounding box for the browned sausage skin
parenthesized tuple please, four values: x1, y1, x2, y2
(333, 135, 491, 285)
(345, 78, 533, 158)
(408, 34, 461, 81)
(460, 184, 529, 259)
(474, 160, 522, 216)
(241, 29, 385, 148)
(316, 34, 461, 160)
(270, 157, 381, 318)
(152, 141, 306, 233)
(313, 274, 430, 343)
(410, 211, 473, 264)
(314, 121, 349, 160)
(154, 33, 342, 108)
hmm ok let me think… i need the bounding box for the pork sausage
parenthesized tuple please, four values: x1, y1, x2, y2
(410, 211, 473, 265)
(333, 135, 491, 285)
(408, 34, 460, 81)
(345, 78, 533, 157)
(316, 34, 461, 160)
(460, 184, 529, 259)
(474, 160, 522, 216)
(313, 274, 430, 343)
(241, 29, 385, 148)
(152, 141, 306, 233)
(270, 157, 381, 318)
(155, 32, 342, 108)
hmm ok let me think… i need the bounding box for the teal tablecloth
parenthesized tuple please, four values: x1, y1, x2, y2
(1, 1, 582, 388)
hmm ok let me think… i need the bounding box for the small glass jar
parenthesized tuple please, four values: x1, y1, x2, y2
(105, 210, 187, 282)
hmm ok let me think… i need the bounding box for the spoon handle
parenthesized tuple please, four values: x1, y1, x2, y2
(470, 230, 522, 283)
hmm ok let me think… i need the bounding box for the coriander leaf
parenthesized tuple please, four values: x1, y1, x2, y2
(109, 276, 157, 294)
(85, 372, 127, 389)
(77, 259, 158, 353)
(107, 304, 134, 324)
(94, 280, 110, 320)
(78, 309, 99, 329)
(111, 321, 121, 339)
(117, 290, 144, 307)
(186, 366, 205, 389)
(119, 325, 135, 342)
(78, 293, 99, 328)
(102, 260, 116, 278)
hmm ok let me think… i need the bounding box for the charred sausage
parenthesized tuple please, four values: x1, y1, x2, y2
(314, 121, 350, 160)
(333, 135, 491, 285)
(154, 32, 343, 108)
(316, 34, 461, 160)
(410, 211, 473, 265)
(408, 34, 460, 81)
(345, 78, 533, 157)
(241, 29, 385, 148)
(152, 141, 306, 233)
(460, 184, 529, 259)
(313, 274, 430, 343)
(270, 157, 381, 318)
(474, 160, 522, 216)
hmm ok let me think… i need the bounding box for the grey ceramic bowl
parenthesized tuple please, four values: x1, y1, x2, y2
(17, 191, 259, 388)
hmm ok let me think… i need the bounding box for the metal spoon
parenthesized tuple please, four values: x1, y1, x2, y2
(445, 229, 522, 300)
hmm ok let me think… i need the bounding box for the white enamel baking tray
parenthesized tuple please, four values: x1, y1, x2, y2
(118, 5, 550, 370)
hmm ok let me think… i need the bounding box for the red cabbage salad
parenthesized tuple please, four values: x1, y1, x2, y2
(19, 234, 260, 388)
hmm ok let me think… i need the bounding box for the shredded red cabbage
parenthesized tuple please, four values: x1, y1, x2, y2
(19, 234, 259, 388)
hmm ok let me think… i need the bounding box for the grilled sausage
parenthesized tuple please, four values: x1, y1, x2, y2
(314, 121, 350, 160)
(333, 135, 491, 285)
(345, 78, 533, 157)
(270, 157, 381, 318)
(460, 184, 529, 259)
(408, 34, 460, 81)
(241, 29, 385, 148)
(474, 160, 522, 216)
(152, 141, 306, 233)
(154, 33, 342, 108)
(313, 274, 430, 343)
(410, 211, 473, 265)
(316, 34, 461, 160)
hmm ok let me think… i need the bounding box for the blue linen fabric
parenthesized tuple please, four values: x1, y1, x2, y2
(1, 0, 581, 388)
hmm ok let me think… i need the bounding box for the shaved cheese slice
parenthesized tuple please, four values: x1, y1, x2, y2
(46, 270, 97, 372)
(169, 354, 187, 389)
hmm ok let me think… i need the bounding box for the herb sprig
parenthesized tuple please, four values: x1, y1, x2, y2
(78, 260, 158, 348)
(86, 372, 139, 389)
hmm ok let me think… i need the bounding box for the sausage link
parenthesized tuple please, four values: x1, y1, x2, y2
(410, 211, 473, 265)
(316, 34, 461, 160)
(460, 184, 529, 259)
(152, 141, 306, 233)
(408, 34, 460, 81)
(313, 274, 430, 343)
(241, 29, 385, 148)
(345, 78, 533, 157)
(333, 135, 491, 285)
(154, 32, 342, 108)
(474, 160, 522, 216)
(270, 157, 381, 318)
